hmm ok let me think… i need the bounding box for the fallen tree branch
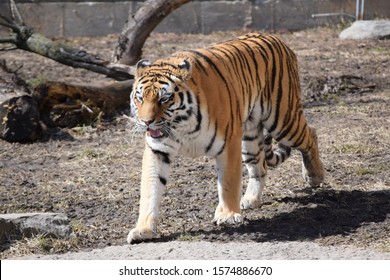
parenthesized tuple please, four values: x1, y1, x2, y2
(0, 15, 133, 81)
(0, 36, 17, 44)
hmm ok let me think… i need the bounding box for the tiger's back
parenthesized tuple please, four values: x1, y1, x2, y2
(127, 33, 324, 243)
(167, 33, 304, 153)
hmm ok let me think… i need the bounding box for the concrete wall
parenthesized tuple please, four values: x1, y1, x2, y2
(0, 0, 389, 37)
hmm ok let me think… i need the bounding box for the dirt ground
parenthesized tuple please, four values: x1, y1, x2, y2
(0, 27, 389, 259)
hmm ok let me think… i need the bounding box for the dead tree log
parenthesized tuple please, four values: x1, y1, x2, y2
(0, 60, 41, 141)
(33, 79, 133, 128)
(0, 59, 133, 140)
(114, 0, 191, 65)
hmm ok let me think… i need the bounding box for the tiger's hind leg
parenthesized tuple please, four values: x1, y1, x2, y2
(240, 126, 267, 210)
(298, 127, 325, 186)
(264, 134, 291, 167)
(275, 123, 324, 187)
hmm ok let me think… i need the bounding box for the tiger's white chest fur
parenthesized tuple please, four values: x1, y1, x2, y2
(178, 124, 225, 158)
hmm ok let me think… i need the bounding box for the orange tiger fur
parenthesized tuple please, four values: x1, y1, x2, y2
(127, 33, 324, 243)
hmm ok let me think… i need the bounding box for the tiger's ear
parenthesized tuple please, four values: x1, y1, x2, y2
(135, 59, 151, 78)
(177, 60, 191, 81)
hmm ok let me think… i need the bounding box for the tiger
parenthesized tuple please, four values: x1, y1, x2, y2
(127, 33, 325, 243)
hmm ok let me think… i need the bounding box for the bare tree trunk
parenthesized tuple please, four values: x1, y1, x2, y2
(114, 0, 191, 65)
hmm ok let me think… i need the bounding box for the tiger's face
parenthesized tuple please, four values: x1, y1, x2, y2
(130, 59, 193, 140)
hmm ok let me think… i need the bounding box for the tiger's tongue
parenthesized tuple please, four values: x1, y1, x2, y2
(149, 129, 162, 138)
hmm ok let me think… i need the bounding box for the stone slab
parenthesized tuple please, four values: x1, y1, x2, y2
(339, 20, 390, 39)
(0, 213, 74, 243)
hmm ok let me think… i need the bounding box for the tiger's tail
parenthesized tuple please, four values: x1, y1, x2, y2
(264, 134, 291, 167)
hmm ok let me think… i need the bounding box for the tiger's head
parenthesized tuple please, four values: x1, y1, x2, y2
(130, 58, 194, 140)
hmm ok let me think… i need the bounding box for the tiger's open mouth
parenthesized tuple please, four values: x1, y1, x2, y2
(147, 128, 165, 139)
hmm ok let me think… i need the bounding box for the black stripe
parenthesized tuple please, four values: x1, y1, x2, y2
(174, 115, 189, 123)
(205, 121, 218, 153)
(159, 176, 167, 185)
(243, 157, 260, 164)
(189, 55, 209, 75)
(217, 124, 229, 156)
(292, 123, 308, 148)
(222, 44, 248, 111)
(265, 153, 274, 161)
(242, 149, 261, 157)
(264, 134, 273, 145)
(208, 51, 237, 133)
(243, 39, 268, 114)
(275, 111, 297, 142)
(261, 38, 277, 96)
(242, 135, 258, 141)
(164, 75, 176, 84)
(178, 92, 185, 108)
(186, 91, 193, 104)
(151, 148, 171, 164)
(189, 95, 202, 134)
(280, 46, 295, 130)
(229, 44, 253, 106)
(178, 91, 184, 102)
(287, 110, 304, 142)
(189, 50, 235, 134)
(186, 108, 193, 116)
(267, 38, 285, 134)
(237, 41, 258, 88)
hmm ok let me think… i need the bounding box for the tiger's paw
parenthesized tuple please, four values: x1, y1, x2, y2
(213, 211, 243, 225)
(127, 227, 156, 244)
(303, 172, 324, 187)
(240, 196, 262, 210)
(302, 163, 325, 187)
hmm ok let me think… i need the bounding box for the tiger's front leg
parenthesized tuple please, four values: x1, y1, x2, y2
(214, 137, 243, 225)
(127, 144, 171, 244)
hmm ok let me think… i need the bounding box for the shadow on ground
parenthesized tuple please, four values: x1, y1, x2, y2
(156, 189, 390, 243)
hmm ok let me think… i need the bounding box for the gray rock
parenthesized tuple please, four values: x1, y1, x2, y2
(0, 213, 74, 243)
(339, 20, 390, 39)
